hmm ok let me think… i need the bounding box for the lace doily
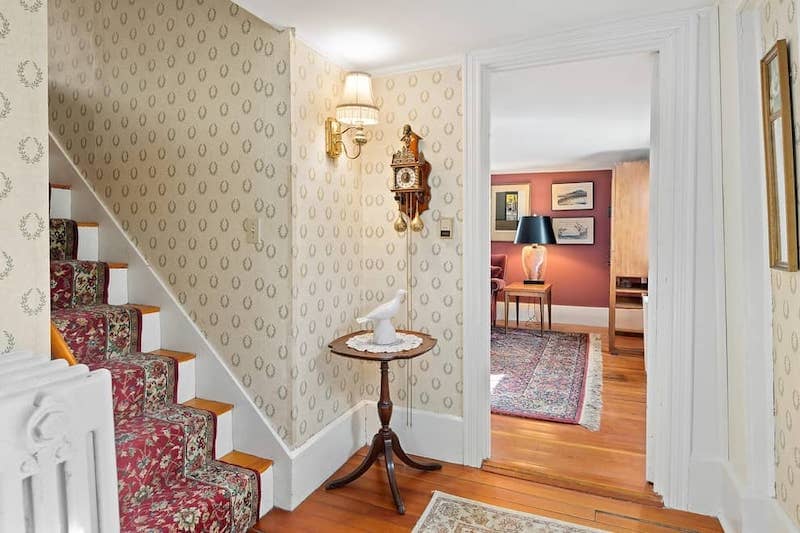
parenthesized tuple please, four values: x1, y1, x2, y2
(345, 332, 423, 353)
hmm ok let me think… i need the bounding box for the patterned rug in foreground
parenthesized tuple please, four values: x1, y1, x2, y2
(491, 328, 602, 430)
(413, 491, 607, 532)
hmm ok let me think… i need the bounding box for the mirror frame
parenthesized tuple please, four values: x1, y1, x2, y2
(760, 39, 799, 271)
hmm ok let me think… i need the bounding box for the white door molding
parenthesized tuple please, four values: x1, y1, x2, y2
(462, 7, 727, 511)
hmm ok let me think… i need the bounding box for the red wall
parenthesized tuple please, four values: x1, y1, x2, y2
(492, 170, 612, 308)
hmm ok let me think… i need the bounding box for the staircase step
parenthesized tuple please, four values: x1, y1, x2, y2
(49, 183, 72, 219)
(150, 349, 196, 403)
(108, 263, 128, 305)
(184, 398, 234, 458)
(220, 451, 274, 517)
(76, 222, 99, 261)
(130, 304, 160, 352)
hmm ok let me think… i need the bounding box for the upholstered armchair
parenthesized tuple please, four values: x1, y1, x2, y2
(490, 254, 507, 326)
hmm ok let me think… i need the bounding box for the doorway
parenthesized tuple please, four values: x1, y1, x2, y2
(462, 7, 728, 512)
(482, 53, 655, 504)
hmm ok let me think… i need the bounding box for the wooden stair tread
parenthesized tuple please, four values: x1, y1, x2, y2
(183, 398, 233, 416)
(50, 183, 71, 190)
(107, 262, 128, 269)
(150, 348, 196, 363)
(129, 304, 159, 314)
(221, 451, 273, 474)
(76, 221, 99, 228)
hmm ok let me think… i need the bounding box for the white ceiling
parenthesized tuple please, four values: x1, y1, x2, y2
(235, 0, 711, 71)
(490, 53, 654, 172)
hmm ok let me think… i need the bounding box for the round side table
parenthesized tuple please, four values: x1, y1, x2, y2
(325, 330, 442, 515)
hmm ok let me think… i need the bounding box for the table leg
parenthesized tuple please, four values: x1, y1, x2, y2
(505, 292, 509, 333)
(547, 290, 552, 329)
(326, 360, 440, 515)
(539, 296, 544, 334)
(516, 296, 520, 328)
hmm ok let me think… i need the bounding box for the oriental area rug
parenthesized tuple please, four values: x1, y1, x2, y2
(413, 491, 607, 532)
(490, 328, 602, 431)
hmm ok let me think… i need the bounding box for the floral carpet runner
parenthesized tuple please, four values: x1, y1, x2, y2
(49, 219, 259, 532)
(413, 491, 607, 532)
(490, 328, 602, 431)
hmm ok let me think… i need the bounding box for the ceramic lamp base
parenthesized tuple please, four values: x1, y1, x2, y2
(521, 244, 547, 283)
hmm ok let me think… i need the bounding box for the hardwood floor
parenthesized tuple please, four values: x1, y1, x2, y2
(484, 322, 658, 505)
(253, 449, 721, 532)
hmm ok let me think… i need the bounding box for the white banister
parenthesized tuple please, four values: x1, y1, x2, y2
(0, 353, 119, 532)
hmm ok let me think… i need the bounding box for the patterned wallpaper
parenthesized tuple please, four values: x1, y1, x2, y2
(48, 0, 297, 442)
(289, 39, 364, 445)
(761, 0, 800, 526)
(0, 0, 50, 355)
(360, 67, 465, 417)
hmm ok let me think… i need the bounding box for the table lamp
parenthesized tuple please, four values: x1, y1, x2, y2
(514, 215, 556, 284)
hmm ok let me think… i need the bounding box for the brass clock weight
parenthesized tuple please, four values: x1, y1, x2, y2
(392, 125, 431, 233)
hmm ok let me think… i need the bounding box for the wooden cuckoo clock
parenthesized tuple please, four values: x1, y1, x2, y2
(391, 125, 431, 233)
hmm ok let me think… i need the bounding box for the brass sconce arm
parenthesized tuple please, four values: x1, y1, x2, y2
(325, 118, 368, 160)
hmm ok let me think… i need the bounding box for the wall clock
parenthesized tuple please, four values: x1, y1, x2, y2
(391, 125, 431, 232)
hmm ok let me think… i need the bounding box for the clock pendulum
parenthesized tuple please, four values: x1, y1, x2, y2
(410, 194, 424, 232)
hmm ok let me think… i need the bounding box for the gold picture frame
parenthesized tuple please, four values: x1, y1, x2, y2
(761, 40, 799, 271)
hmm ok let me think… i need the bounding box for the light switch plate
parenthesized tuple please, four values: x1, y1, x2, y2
(439, 217, 454, 239)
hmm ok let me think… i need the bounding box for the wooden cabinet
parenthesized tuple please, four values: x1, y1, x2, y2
(609, 161, 649, 354)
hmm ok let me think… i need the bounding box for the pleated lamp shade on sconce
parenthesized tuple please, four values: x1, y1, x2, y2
(514, 216, 557, 284)
(336, 72, 379, 126)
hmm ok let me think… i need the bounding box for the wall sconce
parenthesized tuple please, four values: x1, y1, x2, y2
(326, 72, 379, 160)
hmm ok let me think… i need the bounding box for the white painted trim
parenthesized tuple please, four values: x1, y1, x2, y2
(107, 266, 128, 305)
(495, 302, 643, 330)
(176, 358, 196, 404)
(463, 7, 727, 510)
(735, 0, 777, 501)
(49, 187, 71, 219)
(258, 467, 274, 517)
(139, 312, 161, 353)
(364, 401, 465, 465)
(286, 400, 369, 510)
(48, 134, 291, 510)
(369, 55, 465, 77)
(691, 458, 798, 533)
(215, 409, 234, 459)
(76, 226, 99, 261)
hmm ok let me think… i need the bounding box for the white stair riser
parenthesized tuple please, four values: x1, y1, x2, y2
(140, 312, 160, 353)
(259, 468, 274, 517)
(50, 188, 71, 219)
(107, 267, 128, 305)
(176, 358, 195, 404)
(215, 410, 233, 459)
(77, 226, 99, 261)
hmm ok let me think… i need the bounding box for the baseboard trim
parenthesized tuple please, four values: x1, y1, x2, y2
(285, 400, 464, 510)
(496, 302, 643, 330)
(690, 458, 797, 533)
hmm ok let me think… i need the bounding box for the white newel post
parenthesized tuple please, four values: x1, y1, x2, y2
(0, 353, 119, 532)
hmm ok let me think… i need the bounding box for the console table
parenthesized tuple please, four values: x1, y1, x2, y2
(325, 330, 441, 514)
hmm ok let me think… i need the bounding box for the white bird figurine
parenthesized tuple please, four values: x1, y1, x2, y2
(356, 289, 407, 345)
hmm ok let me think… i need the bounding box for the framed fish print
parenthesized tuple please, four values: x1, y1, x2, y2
(553, 217, 595, 245)
(760, 39, 798, 271)
(491, 183, 531, 241)
(551, 181, 594, 211)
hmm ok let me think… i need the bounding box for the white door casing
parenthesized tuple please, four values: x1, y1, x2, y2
(462, 7, 727, 511)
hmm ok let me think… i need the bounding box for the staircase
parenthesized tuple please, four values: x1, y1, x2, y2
(48, 183, 273, 532)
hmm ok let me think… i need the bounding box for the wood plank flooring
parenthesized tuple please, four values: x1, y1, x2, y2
(484, 323, 658, 505)
(253, 450, 721, 532)
(254, 324, 721, 532)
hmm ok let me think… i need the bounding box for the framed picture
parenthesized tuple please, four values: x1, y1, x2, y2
(551, 181, 594, 211)
(760, 39, 799, 271)
(553, 217, 595, 245)
(491, 184, 530, 241)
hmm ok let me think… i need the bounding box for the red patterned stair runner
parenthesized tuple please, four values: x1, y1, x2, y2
(49, 219, 260, 532)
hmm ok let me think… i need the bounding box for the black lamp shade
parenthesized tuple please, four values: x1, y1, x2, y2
(514, 216, 556, 245)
